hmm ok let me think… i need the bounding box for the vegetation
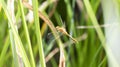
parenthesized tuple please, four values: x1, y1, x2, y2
(0, 0, 119, 67)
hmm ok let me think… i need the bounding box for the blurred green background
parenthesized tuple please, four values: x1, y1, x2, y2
(1, 0, 120, 67)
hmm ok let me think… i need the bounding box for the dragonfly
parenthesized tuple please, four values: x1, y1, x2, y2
(47, 26, 78, 43)
(55, 26, 78, 43)
(45, 14, 78, 43)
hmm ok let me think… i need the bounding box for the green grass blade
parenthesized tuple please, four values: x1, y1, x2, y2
(9, 29, 20, 67)
(0, 1, 31, 67)
(17, 0, 35, 66)
(83, 0, 105, 47)
(32, 0, 46, 67)
(0, 35, 10, 67)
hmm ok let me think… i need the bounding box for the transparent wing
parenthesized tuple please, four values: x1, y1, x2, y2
(47, 32, 63, 43)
